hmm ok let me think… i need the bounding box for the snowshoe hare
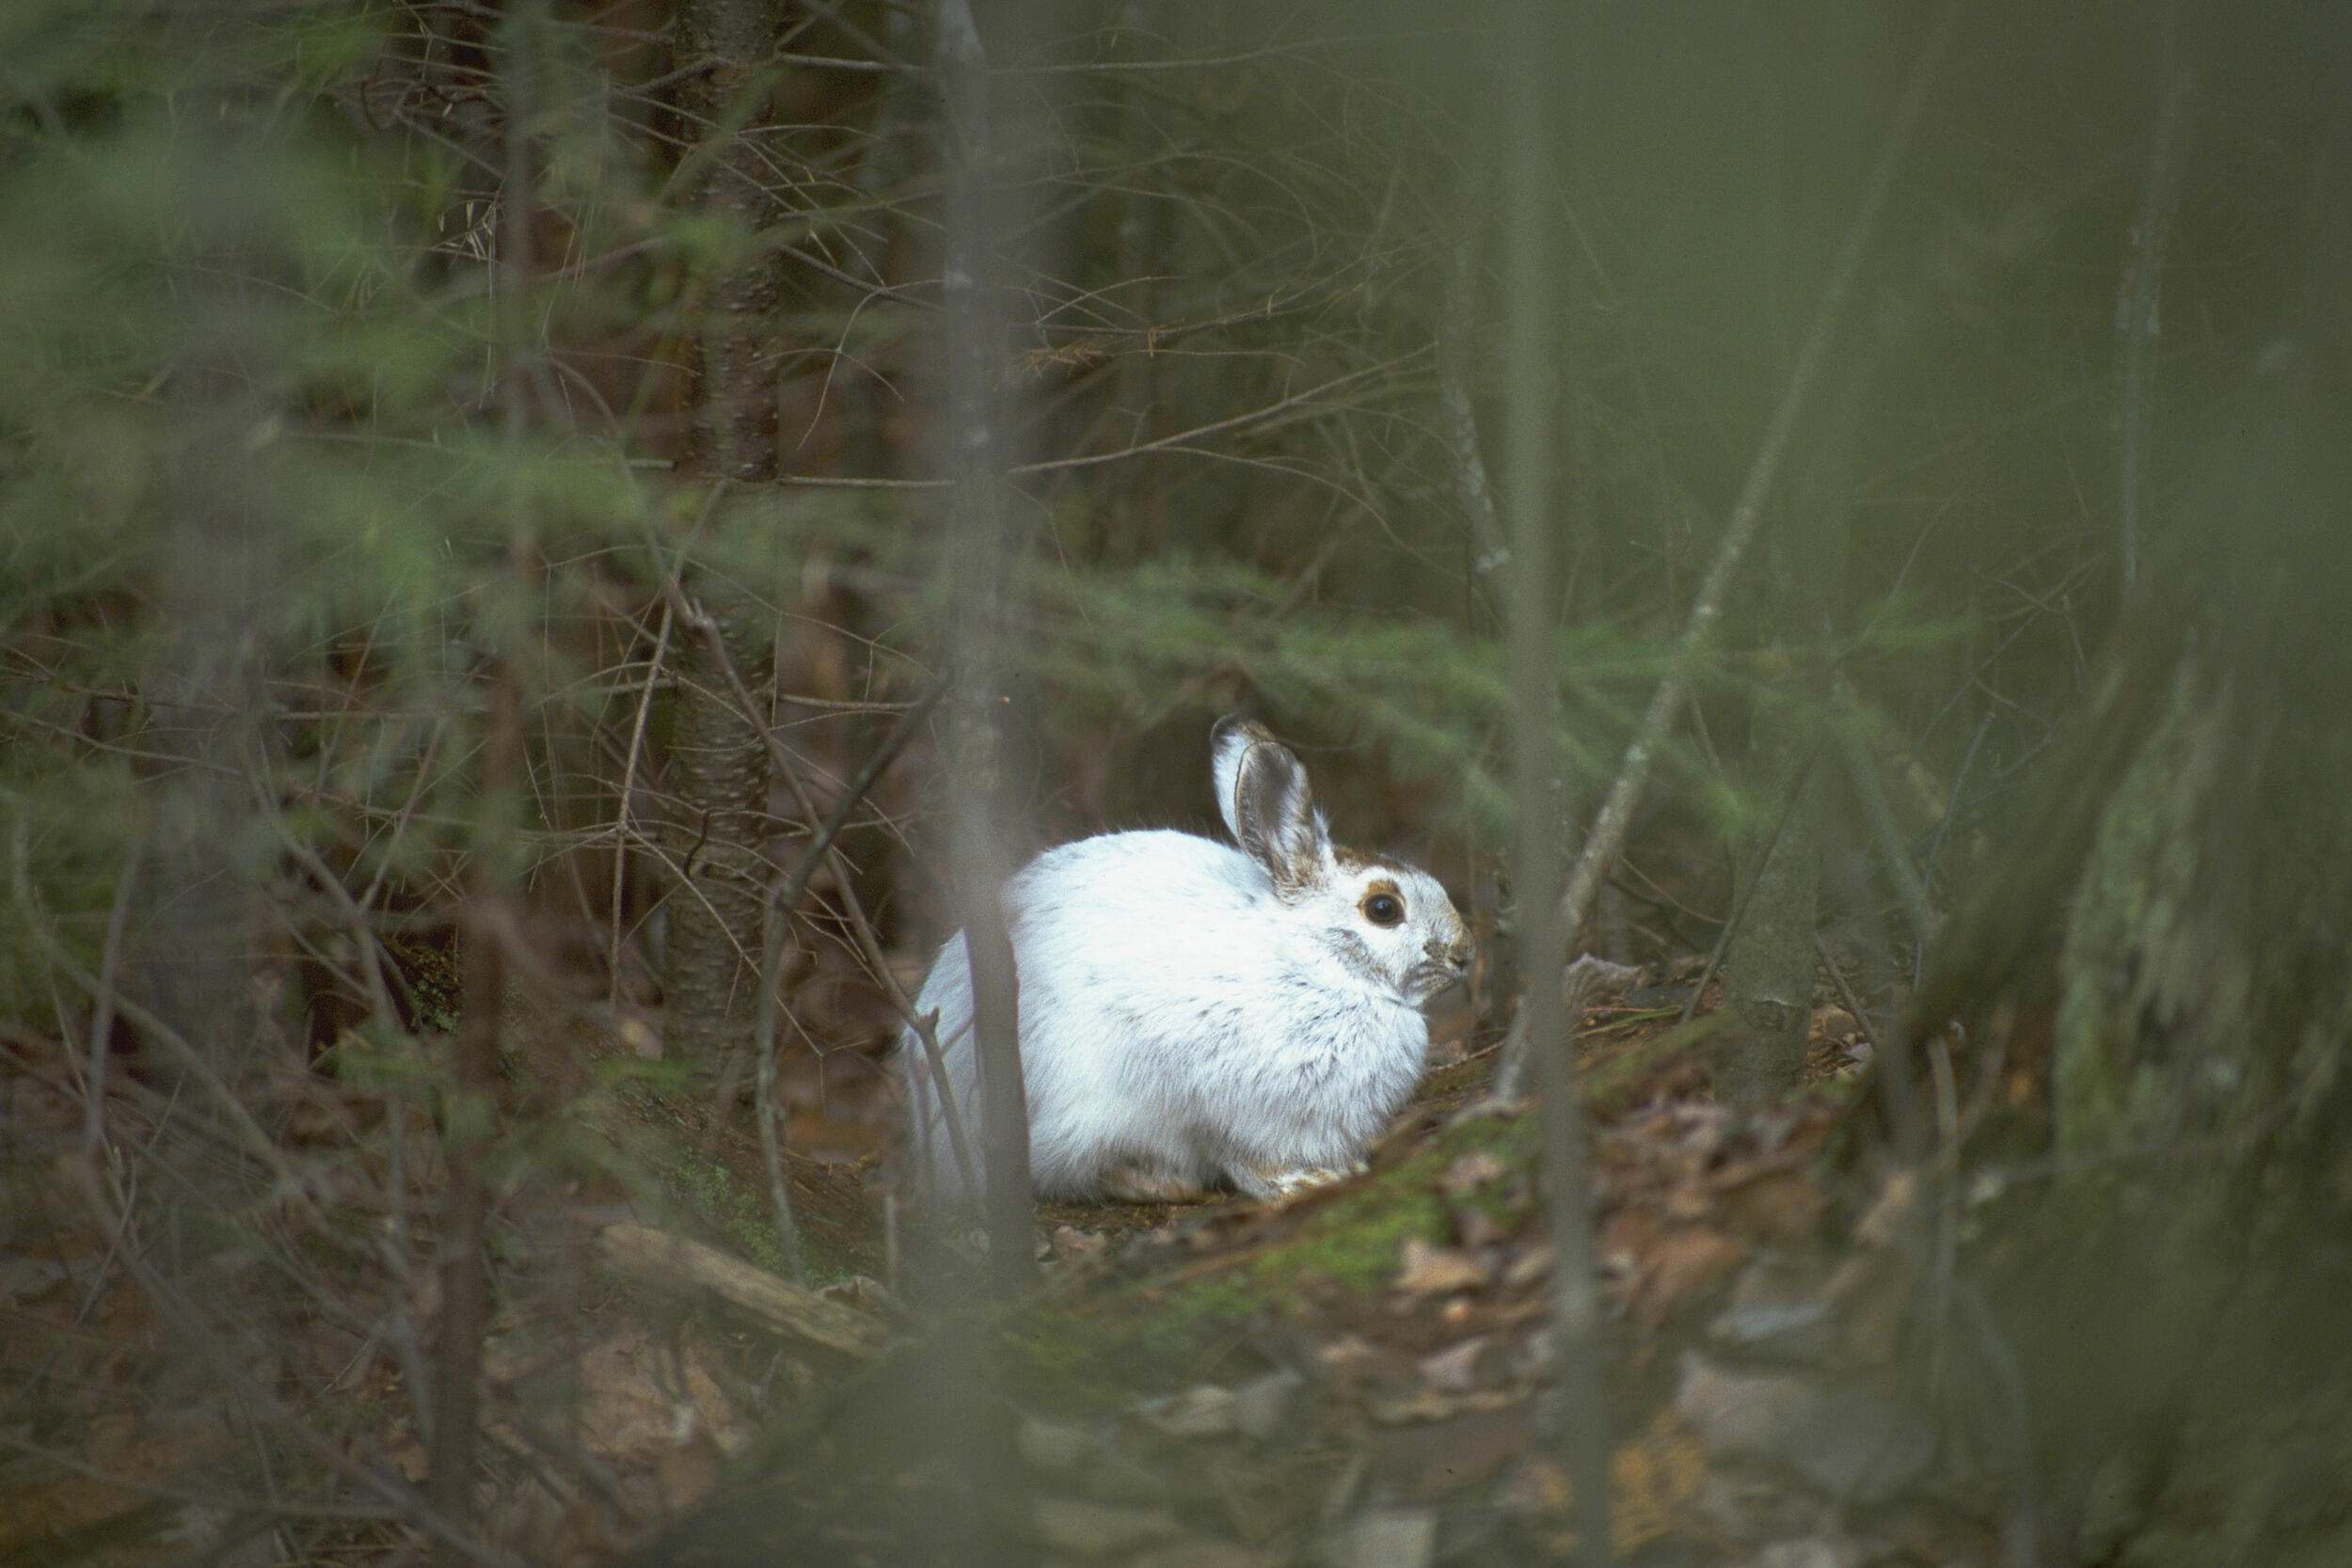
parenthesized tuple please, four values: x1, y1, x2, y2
(900, 715, 1471, 1204)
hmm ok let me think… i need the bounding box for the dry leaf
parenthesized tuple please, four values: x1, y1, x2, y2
(1416, 1337, 1491, 1395)
(1631, 1227, 1747, 1324)
(1395, 1237, 1488, 1295)
(1438, 1150, 1509, 1196)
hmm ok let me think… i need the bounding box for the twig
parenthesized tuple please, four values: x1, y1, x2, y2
(1814, 932, 1879, 1060)
(747, 676, 948, 1280)
(2117, 63, 2194, 599)
(654, 573, 983, 1208)
(11, 818, 299, 1195)
(761, 348, 1432, 490)
(1828, 676, 1939, 961)
(1496, 0, 1963, 1100)
(61, 1163, 522, 1568)
(609, 601, 673, 1008)
(1675, 742, 1825, 1029)
(83, 828, 149, 1158)
(0, 1433, 402, 1523)
(1925, 1032, 1963, 1403)
(1438, 224, 1510, 578)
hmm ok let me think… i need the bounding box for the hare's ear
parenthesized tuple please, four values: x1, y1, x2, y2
(1211, 715, 1330, 895)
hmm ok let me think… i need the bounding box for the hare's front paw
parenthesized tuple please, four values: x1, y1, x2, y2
(1231, 1162, 1368, 1204)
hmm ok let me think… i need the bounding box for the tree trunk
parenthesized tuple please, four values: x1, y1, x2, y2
(1915, 355, 2352, 1562)
(1500, 6, 1612, 1560)
(664, 0, 782, 1069)
(937, 0, 1032, 1289)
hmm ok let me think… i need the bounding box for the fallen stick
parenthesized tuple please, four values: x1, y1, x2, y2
(593, 1222, 889, 1359)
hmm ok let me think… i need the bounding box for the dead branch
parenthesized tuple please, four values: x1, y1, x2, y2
(592, 1222, 888, 1357)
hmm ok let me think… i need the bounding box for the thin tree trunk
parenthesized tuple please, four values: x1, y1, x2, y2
(135, 15, 281, 1110)
(937, 0, 1032, 1290)
(1500, 7, 1611, 1560)
(426, 5, 537, 1548)
(665, 0, 783, 1068)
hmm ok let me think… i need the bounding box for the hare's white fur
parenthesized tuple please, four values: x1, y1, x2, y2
(901, 718, 1470, 1204)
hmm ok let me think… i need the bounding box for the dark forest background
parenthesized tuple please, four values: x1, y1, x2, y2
(5, 3, 2351, 1565)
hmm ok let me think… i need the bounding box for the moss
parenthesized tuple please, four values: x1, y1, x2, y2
(1025, 1112, 1542, 1395)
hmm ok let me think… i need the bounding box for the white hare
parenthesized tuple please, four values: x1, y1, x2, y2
(900, 716, 1471, 1204)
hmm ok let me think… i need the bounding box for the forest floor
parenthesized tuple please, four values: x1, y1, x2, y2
(2, 972, 2021, 1568)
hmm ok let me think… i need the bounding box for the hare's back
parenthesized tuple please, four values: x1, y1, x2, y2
(1008, 830, 1274, 985)
(1011, 828, 1262, 918)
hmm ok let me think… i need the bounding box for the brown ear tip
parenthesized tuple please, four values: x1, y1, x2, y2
(1212, 713, 1278, 750)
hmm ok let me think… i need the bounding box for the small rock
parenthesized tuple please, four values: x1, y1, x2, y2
(1139, 1382, 1237, 1438)
(1674, 1354, 1933, 1504)
(1233, 1366, 1304, 1439)
(1708, 1258, 1835, 1361)
(1017, 1417, 1090, 1471)
(1324, 1506, 1438, 1568)
(1031, 1497, 1178, 1554)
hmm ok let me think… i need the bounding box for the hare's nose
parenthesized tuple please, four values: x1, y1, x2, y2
(1431, 935, 1472, 969)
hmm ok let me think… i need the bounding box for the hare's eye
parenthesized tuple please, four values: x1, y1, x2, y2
(1363, 892, 1405, 927)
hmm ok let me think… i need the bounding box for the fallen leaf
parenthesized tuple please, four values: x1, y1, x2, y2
(1438, 1150, 1509, 1196)
(1631, 1227, 1747, 1325)
(1416, 1337, 1491, 1395)
(1609, 1408, 1706, 1552)
(1395, 1237, 1487, 1296)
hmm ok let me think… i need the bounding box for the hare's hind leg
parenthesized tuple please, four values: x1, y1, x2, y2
(1227, 1161, 1369, 1204)
(1098, 1164, 1216, 1205)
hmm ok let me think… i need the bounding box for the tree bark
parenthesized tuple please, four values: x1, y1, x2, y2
(937, 0, 1033, 1290)
(425, 8, 537, 1548)
(1500, 7, 1611, 1561)
(664, 0, 783, 1069)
